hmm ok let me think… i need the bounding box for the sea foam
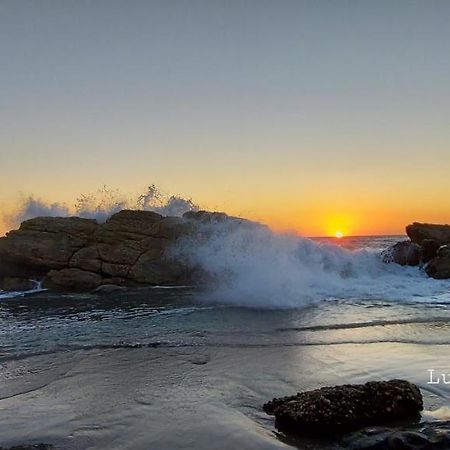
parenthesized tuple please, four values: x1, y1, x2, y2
(3, 185, 198, 230)
(2, 186, 450, 308)
(172, 219, 450, 308)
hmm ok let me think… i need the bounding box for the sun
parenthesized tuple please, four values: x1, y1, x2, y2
(335, 231, 344, 239)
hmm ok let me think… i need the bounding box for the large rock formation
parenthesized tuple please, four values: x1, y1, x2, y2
(382, 241, 421, 266)
(264, 380, 423, 436)
(406, 223, 450, 246)
(425, 246, 450, 280)
(384, 222, 450, 279)
(0, 216, 97, 278)
(421, 239, 442, 263)
(0, 209, 247, 292)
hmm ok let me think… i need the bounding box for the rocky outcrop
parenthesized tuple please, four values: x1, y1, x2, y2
(384, 222, 450, 279)
(0, 209, 243, 292)
(406, 223, 450, 246)
(264, 380, 423, 436)
(421, 239, 442, 263)
(0, 217, 97, 278)
(382, 241, 421, 266)
(425, 246, 450, 279)
(0, 277, 38, 291)
(44, 268, 106, 291)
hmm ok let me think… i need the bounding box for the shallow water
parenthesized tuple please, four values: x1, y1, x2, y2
(1, 236, 450, 449)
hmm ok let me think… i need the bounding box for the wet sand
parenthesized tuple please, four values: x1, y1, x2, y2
(1, 340, 450, 449)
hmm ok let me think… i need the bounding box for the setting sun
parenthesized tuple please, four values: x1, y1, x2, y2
(335, 231, 344, 239)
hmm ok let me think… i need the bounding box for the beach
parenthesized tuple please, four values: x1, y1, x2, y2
(1, 237, 450, 449)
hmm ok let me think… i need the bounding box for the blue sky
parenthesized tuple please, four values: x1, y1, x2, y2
(1, 1, 450, 235)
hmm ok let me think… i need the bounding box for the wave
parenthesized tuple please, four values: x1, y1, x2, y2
(172, 219, 450, 308)
(3, 186, 450, 308)
(276, 317, 450, 332)
(3, 184, 198, 229)
(4, 337, 450, 365)
(0, 281, 46, 300)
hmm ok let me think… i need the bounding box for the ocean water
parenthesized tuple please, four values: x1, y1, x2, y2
(1, 235, 450, 449)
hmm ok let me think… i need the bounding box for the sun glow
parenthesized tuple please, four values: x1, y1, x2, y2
(322, 213, 354, 238)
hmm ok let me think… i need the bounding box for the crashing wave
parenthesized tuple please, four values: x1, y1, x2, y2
(3, 184, 199, 229)
(172, 218, 450, 307)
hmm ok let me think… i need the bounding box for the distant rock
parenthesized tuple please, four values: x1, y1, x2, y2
(382, 241, 421, 266)
(425, 246, 450, 280)
(0, 209, 252, 292)
(264, 380, 423, 436)
(383, 223, 450, 279)
(421, 239, 442, 263)
(183, 209, 259, 229)
(406, 222, 450, 246)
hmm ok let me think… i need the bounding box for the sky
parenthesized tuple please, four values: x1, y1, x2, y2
(1, 0, 450, 237)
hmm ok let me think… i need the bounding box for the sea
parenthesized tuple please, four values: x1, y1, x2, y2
(1, 235, 450, 449)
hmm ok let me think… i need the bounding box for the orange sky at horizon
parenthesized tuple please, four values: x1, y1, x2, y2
(1, 3, 450, 238)
(1, 181, 449, 238)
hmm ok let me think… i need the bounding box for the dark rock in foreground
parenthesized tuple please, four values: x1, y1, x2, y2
(264, 380, 423, 436)
(342, 421, 450, 450)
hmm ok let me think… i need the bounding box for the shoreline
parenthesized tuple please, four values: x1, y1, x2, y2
(0, 211, 449, 296)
